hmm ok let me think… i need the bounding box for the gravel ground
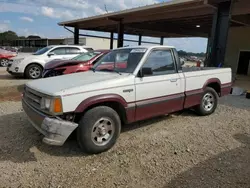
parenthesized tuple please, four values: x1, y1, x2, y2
(0, 67, 27, 102)
(0, 96, 250, 188)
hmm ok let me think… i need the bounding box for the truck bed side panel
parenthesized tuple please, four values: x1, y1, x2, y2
(183, 68, 232, 108)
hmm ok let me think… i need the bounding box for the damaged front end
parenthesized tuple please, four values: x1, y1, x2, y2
(22, 97, 78, 146)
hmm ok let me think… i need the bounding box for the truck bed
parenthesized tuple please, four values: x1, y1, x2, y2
(182, 67, 219, 72)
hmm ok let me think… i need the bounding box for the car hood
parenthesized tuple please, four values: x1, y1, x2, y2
(11, 53, 34, 60)
(26, 71, 132, 96)
(45, 59, 87, 69)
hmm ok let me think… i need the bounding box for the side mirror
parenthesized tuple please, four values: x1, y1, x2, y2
(48, 52, 55, 57)
(139, 67, 153, 77)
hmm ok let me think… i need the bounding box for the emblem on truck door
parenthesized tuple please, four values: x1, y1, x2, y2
(123, 89, 133, 93)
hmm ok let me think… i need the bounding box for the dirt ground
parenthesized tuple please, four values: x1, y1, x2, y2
(0, 67, 250, 188)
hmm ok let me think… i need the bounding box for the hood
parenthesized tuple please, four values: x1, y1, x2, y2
(45, 59, 87, 69)
(26, 71, 131, 96)
(11, 53, 33, 60)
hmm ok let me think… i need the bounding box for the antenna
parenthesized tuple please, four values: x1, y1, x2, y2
(104, 4, 108, 13)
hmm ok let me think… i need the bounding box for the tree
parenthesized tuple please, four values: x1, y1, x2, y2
(0, 30, 18, 41)
(18, 36, 26, 39)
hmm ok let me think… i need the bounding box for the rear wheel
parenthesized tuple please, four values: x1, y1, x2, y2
(77, 106, 121, 154)
(195, 87, 218, 116)
(25, 64, 43, 79)
(0, 59, 9, 67)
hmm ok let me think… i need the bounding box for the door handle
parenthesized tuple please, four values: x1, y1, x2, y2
(170, 78, 177, 82)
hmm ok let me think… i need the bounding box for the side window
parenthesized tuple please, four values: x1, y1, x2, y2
(51, 47, 66, 55)
(142, 49, 176, 76)
(66, 47, 81, 54)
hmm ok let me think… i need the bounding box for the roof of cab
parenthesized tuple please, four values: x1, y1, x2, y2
(113, 45, 175, 50)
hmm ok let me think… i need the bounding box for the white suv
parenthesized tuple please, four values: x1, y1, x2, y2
(7, 45, 92, 79)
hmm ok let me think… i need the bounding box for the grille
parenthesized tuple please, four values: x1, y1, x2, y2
(24, 87, 42, 109)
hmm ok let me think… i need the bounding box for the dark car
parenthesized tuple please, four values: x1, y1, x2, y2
(42, 50, 110, 78)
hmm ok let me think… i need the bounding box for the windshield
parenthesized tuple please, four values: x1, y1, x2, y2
(93, 48, 146, 73)
(72, 51, 101, 61)
(34, 46, 53, 55)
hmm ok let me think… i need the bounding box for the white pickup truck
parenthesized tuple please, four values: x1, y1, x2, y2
(22, 46, 232, 154)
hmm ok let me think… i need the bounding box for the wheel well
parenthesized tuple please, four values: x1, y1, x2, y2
(74, 101, 127, 124)
(206, 82, 221, 96)
(24, 63, 43, 73)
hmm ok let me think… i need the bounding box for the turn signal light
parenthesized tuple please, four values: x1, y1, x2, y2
(53, 98, 62, 113)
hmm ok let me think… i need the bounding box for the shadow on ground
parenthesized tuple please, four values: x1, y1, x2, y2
(219, 95, 250, 110)
(165, 133, 250, 188)
(0, 74, 23, 80)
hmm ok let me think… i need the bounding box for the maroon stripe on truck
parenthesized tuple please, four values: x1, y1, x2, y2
(184, 89, 203, 109)
(221, 82, 232, 96)
(134, 93, 185, 121)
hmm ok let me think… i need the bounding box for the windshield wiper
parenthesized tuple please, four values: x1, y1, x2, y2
(90, 67, 95, 72)
(98, 69, 121, 75)
(113, 69, 122, 75)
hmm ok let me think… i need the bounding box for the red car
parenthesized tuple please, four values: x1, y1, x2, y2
(0, 52, 17, 67)
(42, 50, 110, 78)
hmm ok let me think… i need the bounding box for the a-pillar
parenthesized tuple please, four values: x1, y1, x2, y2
(74, 27, 79, 45)
(110, 32, 114, 49)
(138, 34, 142, 45)
(160, 37, 164, 45)
(117, 21, 124, 48)
(207, 0, 233, 67)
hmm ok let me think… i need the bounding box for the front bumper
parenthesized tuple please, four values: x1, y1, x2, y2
(22, 99, 78, 146)
(7, 63, 24, 77)
(7, 68, 24, 77)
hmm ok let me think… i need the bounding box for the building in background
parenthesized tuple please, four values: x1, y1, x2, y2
(11, 37, 118, 52)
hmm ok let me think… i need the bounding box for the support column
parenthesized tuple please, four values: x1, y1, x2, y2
(74, 27, 79, 45)
(160, 37, 164, 45)
(138, 34, 142, 45)
(110, 32, 114, 49)
(117, 21, 124, 48)
(207, 1, 233, 67)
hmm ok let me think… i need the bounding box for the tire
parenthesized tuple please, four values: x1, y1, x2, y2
(195, 87, 218, 116)
(25, 64, 43, 79)
(0, 59, 9, 67)
(77, 106, 121, 154)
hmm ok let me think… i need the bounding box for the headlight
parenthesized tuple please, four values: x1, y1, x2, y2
(14, 58, 24, 64)
(41, 97, 52, 110)
(40, 97, 63, 114)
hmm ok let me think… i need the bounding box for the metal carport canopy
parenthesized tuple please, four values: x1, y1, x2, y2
(58, 0, 220, 38)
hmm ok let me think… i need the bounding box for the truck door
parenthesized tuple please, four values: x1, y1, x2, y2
(135, 48, 185, 121)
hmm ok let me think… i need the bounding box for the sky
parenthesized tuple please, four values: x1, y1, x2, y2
(0, 0, 208, 53)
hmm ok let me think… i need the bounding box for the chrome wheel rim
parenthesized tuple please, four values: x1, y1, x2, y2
(29, 67, 41, 78)
(1, 59, 8, 67)
(202, 93, 214, 111)
(91, 117, 114, 146)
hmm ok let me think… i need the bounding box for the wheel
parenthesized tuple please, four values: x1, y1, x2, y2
(25, 64, 43, 79)
(0, 59, 9, 67)
(77, 106, 121, 154)
(195, 87, 218, 116)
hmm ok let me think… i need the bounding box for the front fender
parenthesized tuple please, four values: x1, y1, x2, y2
(74, 94, 128, 113)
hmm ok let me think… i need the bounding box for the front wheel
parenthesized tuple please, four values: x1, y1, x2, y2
(0, 59, 9, 67)
(77, 106, 121, 154)
(25, 64, 43, 79)
(195, 87, 218, 116)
